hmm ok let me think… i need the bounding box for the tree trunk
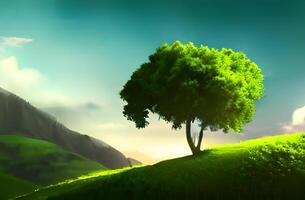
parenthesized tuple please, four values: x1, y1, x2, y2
(186, 120, 203, 155)
(196, 127, 204, 149)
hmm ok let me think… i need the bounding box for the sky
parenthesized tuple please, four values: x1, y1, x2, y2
(0, 0, 305, 163)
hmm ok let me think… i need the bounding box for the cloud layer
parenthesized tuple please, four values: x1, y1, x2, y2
(0, 56, 97, 108)
(0, 56, 45, 95)
(1, 37, 33, 48)
(0, 55, 105, 134)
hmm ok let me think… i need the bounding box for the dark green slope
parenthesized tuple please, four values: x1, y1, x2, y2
(0, 135, 107, 186)
(20, 132, 305, 200)
(0, 173, 37, 200)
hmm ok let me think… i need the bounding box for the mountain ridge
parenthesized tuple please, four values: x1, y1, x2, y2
(0, 87, 133, 169)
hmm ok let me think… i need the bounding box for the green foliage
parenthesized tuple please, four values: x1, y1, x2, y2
(244, 134, 305, 179)
(120, 41, 264, 132)
(0, 135, 106, 185)
(20, 132, 305, 200)
(0, 173, 37, 200)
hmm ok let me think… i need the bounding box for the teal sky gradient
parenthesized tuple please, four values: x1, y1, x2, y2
(0, 0, 305, 161)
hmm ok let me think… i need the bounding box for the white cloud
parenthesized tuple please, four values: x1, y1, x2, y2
(292, 106, 305, 125)
(0, 56, 45, 94)
(0, 55, 108, 139)
(281, 122, 305, 133)
(1, 37, 33, 48)
(0, 56, 78, 107)
(281, 105, 305, 133)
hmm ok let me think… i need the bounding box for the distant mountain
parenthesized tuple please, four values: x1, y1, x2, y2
(127, 157, 142, 166)
(0, 87, 132, 169)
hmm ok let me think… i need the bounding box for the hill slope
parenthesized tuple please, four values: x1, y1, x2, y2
(0, 87, 130, 169)
(20, 132, 305, 200)
(0, 135, 106, 185)
(0, 173, 37, 200)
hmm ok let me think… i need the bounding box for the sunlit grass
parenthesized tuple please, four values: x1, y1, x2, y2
(51, 165, 146, 187)
(20, 132, 305, 200)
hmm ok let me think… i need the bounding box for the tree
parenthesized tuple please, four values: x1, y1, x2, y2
(120, 41, 264, 155)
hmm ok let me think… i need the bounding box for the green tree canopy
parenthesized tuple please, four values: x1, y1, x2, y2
(120, 41, 264, 154)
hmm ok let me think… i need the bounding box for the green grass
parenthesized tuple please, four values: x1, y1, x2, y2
(19, 132, 305, 200)
(0, 173, 37, 200)
(0, 135, 107, 186)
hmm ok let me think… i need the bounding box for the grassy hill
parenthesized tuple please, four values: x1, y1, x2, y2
(0, 173, 37, 200)
(19, 132, 305, 200)
(0, 135, 107, 186)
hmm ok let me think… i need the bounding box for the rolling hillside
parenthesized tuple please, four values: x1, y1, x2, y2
(0, 135, 106, 185)
(19, 132, 305, 200)
(0, 87, 131, 169)
(0, 173, 37, 200)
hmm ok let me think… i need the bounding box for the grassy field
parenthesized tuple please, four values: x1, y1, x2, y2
(0, 135, 107, 186)
(0, 173, 37, 200)
(19, 132, 305, 200)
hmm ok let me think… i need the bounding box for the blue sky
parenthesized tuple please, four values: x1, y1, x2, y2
(0, 0, 305, 162)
